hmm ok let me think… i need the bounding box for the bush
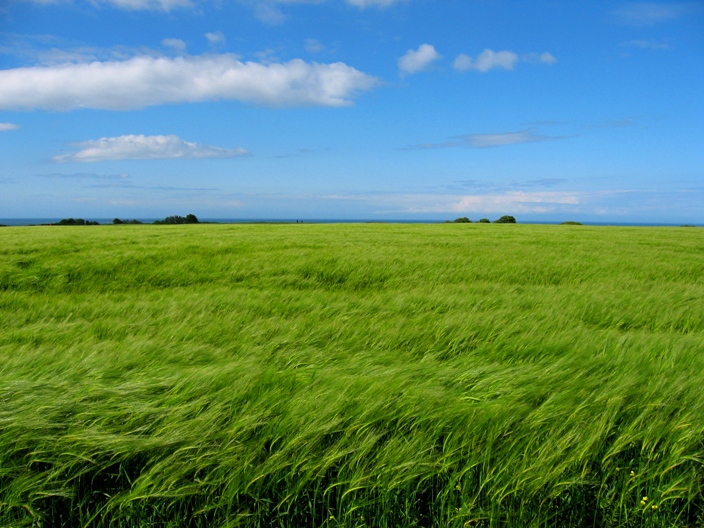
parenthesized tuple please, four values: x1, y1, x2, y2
(561, 221, 583, 225)
(453, 217, 472, 223)
(494, 215, 517, 224)
(113, 219, 143, 225)
(479, 218, 490, 223)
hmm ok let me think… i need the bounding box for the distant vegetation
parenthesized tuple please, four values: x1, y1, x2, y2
(55, 218, 100, 225)
(446, 216, 515, 224)
(561, 220, 583, 225)
(1, 224, 703, 527)
(112, 218, 143, 225)
(153, 213, 199, 225)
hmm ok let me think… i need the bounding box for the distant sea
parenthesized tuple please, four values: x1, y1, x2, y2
(0, 218, 698, 227)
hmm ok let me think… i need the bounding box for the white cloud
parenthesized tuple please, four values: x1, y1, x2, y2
(54, 134, 249, 163)
(0, 54, 378, 111)
(0, 123, 20, 132)
(398, 44, 441, 76)
(453, 49, 518, 72)
(205, 32, 226, 46)
(162, 38, 187, 53)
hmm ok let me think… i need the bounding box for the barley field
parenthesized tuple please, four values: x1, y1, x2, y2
(0, 223, 702, 527)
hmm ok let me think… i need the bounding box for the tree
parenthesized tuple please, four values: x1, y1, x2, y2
(494, 215, 517, 224)
(154, 214, 199, 225)
(453, 217, 471, 223)
(478, 218, 490, 223)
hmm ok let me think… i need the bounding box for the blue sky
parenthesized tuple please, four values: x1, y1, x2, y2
(1, 0, 702, 222)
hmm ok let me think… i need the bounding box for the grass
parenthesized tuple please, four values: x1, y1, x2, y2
(0, 223, 703, 527)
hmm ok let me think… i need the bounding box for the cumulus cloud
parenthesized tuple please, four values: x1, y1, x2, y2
(398, 44, 441, 76)
(54, 134, 249, 162)
(0, 54, 378, 111)
(453, 49, 519, 72)
(0, 123, 20, 132)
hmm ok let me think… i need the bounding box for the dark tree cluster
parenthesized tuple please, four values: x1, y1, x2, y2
(445, 216, 515, 224)
(112, 218, 144, 225)
(56, 218, 100, 225)
(153, 214, 199, 225)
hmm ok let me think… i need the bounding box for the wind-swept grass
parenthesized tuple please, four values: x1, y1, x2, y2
(1, 223, 703, 527)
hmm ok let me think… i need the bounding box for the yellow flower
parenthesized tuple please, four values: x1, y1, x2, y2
(642, 496, 648, 502)
(630, 470, 635, 477)
(651, 505, 658, 510)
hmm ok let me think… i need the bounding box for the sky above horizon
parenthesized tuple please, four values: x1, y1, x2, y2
(1, 0, 703, 222)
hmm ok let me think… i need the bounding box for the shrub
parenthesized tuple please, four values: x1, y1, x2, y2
(494, 215, 517, 224)
(479, 218, 490, 223)
(561, 221, 583, 225)
(453, 217, 472, 223)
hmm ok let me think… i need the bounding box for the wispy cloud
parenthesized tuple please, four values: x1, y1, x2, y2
(623, 39, 672, 50)
(304, 38, 325, 53)
(101, 0, 194, 11)
(612, 2, 694, 26)
(411, 128, 569, 150)
(161, 38, 187, 53)
(582, 117, 638, 129)
(453, 49, 518, 72)
(453, 50, 556, 72)
(54, 134, 249, 163)
(398, 44, 441, 76)
(240, 0, 407, 24)
(322, 190, 585, 215)
(513, 178, 567, 188)
(0, 54, 378, 110)
(205, 32, 226, 47)
(37, 172, 131, 180)
(0, 123, 20, 132)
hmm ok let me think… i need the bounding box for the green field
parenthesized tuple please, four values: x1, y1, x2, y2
(1, 223, 703, 527)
